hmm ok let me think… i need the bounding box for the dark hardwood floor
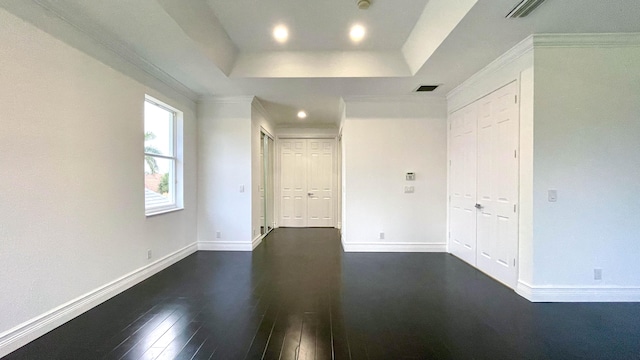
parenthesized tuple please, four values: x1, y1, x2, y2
(5, 228, 640, 359)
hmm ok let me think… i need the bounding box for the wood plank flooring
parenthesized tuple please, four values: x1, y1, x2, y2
(4, 228, 640, 359)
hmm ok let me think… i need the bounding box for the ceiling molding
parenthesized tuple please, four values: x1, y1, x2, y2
(447, 35, 534, 101)
(533, 33, 640, 48)
(251, 98, 275, 122)
(32, 0, 199, 102)
(276, 124, 339, 130)
(198, 95, 255, 104)
(343, 94, 446, 104)
(446, 32, 640, 102)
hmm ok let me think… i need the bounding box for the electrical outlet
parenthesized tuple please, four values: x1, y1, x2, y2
(147, 249, 152, 260)
(379, 232, 385, 240)
(594, 268, 603, 280)
(216, 231, 221, 239)
(404, 186, 415, 194)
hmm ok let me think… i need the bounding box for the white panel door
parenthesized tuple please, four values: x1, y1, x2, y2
(307, 140, 334, 227)
(449, 104, 478, 266)
(280, 139, 307, 227)
(280, 139, 335, 227)
(476, 81, 519, 288)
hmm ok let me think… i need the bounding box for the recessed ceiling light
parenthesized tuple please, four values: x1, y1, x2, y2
(349, 24, 366, 43)
(273, 25, 289, 43)
(297, 111, 307, 119)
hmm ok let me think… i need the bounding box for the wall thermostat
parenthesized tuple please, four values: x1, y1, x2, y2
(406, 172, 416, 181)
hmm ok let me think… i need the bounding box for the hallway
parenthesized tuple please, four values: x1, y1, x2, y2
(6, 228, 640, 359)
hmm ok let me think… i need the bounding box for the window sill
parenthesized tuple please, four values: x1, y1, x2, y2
(145, 207, 184, 217)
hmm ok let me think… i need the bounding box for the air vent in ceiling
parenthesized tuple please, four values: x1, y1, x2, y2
(506, 0, 546, 18)
(415, 85, 439, 92)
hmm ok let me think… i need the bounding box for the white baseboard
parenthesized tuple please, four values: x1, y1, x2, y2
(0, 242, 198, 358)
(342, 242, 447, 253)
(517, 281, 640, 302)
(198, 241, 254, 251)
(197, 235, 264, 251)
(252, 235, 263, 250)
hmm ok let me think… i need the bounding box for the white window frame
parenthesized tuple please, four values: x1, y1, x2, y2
(144, 95, 184, 216)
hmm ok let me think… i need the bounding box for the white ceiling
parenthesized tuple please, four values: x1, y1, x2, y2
(3, 0, 640, 128)
(206, 0, 430, 51)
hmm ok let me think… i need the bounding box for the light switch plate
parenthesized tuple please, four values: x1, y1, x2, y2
(548, 189, 557, 202)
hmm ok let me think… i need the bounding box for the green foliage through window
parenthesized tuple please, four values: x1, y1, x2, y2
(158, 173, 169, 195)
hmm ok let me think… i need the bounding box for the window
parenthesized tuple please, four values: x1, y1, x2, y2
(144, 96, 183, 215)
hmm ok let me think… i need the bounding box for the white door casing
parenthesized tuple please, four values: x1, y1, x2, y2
(279, 139, 335, 227)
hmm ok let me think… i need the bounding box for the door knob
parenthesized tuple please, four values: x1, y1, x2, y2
(475, 203, 483, 209)
(308, 192, 314, 196)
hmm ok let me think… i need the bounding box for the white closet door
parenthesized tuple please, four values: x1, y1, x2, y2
(476, 81, 519, 288)
(449, 105, 478, 266)
(280, 139, 307, 227)
(279, 139, 335, 228)
(307, 140, 334, 227)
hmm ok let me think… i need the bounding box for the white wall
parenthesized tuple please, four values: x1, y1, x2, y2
(0, 9, 198, 355)
(341, 98, 448, 252)
(532, 45, 640, 293)
(197, 98, 253, 250)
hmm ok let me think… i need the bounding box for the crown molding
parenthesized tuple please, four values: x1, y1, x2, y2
(275, 123, 339, 130)
(447, 32, 640, 102)
(447, 35, 534, 101)
(198, 95, 255, 105)
(251, 97, 274, 122)
(533, 33, 640, 48)
(343, 94, 447, 104)
(32, 0, 198, 102)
